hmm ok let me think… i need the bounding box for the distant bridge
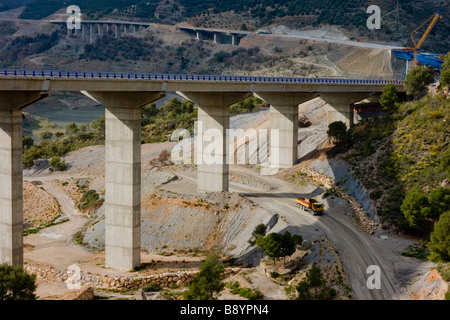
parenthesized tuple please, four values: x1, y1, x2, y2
(0, 68, 405, 271)
(177, 26, 250, 45)
(49, 20, 249, 45)
(49, 20, 152, 43)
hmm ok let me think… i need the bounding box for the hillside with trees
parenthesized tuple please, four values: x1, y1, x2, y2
(4, 0, 448, 53)
(330, 53, 450, 263)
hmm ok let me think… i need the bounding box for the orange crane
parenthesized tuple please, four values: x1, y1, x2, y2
(408, 8, 443, 67)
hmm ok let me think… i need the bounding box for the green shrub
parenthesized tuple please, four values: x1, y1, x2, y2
(0, 263, 36, 300)
(429, 211, 450, 262)
(379, 84, 398, 113)
(49, 156, 66, 171)
(183, 254, 225, 300)
(79, 189, 102, 211)
(370, 189, 382, 200)
(143, 283, 161, 292)
(228, 281, 263, 300)
(270, 271, 279, 278)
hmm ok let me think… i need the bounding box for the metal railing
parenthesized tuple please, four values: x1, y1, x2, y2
(1, 69, 404, 85)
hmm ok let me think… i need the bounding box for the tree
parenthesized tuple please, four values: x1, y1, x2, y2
(428, 187, 450, 221)
(0, 263, 36, 300)
(142, 103, 158, 126)
(442, 51, 450, 71)
(49, 156, 66, 171)
(403, 66, 434, 98)
(65, 122, 79, 136)
(91, 115, 105, 140)
(400, 185, 431, 233)
(183, 254, 225, 300)
(429, 211, 450, 262)
(440, 69, 450, 87)
(248, 223, 267, 245)
(256, 231, 302, 264)
(22, 146, 41, 168)
(40, 131, 53, 141)
(379, 83, 398, 113)
(55, 132, 64, 138)
(256, 233, 284, 263)
(327, 121, 347, 143)
(305, 264, 325, 297)
(22, 136, 34, 150)
(296, 264, 325, 300)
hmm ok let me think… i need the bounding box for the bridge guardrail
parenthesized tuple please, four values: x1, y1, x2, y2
(1, 69, 404, 86)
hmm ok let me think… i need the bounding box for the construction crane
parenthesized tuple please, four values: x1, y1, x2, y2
(408, 8, 443, 67)
(392, 8, 444, 78)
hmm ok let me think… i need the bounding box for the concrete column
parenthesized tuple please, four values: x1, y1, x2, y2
(132, 25, 136, 33)
(81, 23, 85, 36)
(180, 92, 251, 193)
(67, 26, 71, 36)
(256, 93, 317, 168)
(86, 91, 164, 271)
(98, 24, 103, 37)
(0, 91, 48, 267)
(231, 34, 236, 46)
(90, 24, 94, 43)
(321, 92, 369, 128)
(105, 24, 109, 33)
(196, 31, 201, 40)
(115, 24, 120, 38)
(213, 33, 217, 43)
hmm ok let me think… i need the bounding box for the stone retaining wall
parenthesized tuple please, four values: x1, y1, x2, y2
(24, 264, 239, 290)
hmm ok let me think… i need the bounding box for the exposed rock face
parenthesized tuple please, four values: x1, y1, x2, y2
(410, 269, 449, 300)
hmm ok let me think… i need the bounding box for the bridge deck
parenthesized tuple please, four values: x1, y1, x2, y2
(0, 69, 405, 93)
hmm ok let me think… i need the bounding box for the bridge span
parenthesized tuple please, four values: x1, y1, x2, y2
(0, 69, 405, 270)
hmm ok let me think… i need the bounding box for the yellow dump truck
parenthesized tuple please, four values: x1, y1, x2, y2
(296, 198, 324, 215)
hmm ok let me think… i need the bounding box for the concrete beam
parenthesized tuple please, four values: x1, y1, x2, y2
(321, 92, 370, 127)
(255, 93, 317, 168)
(180, 92, 251, 193)
(86, 91, 164, 271)
(0, 91, 48, 267)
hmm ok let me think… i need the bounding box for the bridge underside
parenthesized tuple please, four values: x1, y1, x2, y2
(0, 76, 403, 270)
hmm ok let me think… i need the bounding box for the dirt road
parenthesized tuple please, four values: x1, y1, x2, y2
(175, 164, 413, 300)
(232, 165, 406, 299)
(230, 165, 413, 299)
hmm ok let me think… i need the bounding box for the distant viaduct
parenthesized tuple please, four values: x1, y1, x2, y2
(50, 20, 248, 45)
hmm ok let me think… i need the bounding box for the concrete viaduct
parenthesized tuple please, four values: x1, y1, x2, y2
(177, 26, 250, 45)
(0, 69, 405, 271)
(51, 20, 249, 45)
(50, 20, 152, 43)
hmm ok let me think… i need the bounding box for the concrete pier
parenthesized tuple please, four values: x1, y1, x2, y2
(0, 92, 48, 266)
(321, 93, 369, 127)
(256, 93, 317, 168)
(90, 24, 94, 43)
(86, 91, 164, 271)
(181, 92, 251, 193)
